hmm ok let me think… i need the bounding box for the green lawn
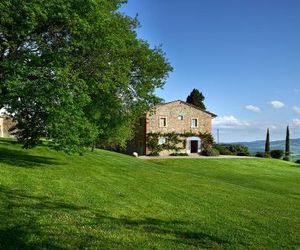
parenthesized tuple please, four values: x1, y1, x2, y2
(0, 139, 299, 249)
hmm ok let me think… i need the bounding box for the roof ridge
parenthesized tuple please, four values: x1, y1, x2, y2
(155, 100, 217, 118)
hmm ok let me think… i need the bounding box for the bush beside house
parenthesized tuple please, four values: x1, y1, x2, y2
(271, 150, 284, 159)
(213, 144, 249, 156)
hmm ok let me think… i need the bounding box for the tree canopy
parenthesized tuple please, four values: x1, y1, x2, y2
(186, 89, 206, 110)
(0, 0, 172, 152)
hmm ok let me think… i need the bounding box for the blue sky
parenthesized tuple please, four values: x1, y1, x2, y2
(121, 0, 300, 142)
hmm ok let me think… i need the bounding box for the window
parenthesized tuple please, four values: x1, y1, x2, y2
(158, 137, 166, 145)
(159, 117, 167, 127)
(191, 118, 198, 128)
(178, 115, 184, 120)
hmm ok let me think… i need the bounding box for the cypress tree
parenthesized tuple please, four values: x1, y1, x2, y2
(186, 89, 206, 110)
(265, 128, 270, 157)
(285, 126, 290, 159)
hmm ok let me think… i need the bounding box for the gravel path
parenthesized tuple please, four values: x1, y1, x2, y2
(139, 155, 254, 160)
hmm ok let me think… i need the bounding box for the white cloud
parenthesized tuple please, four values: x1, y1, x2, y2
(245, 105, 261, 113)
(213, 115, 250, 128)
(252, 122, 278, 131)
(293, 106, 300, 114)
(270, 100, 285, 109)
(292, 119, 300, 126)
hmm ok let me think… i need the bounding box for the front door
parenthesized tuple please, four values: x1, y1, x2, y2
(191, 140, 198, 153)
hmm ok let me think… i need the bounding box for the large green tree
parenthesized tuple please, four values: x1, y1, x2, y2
(186, 88, 206, 110)
(0, 0, 172, 152)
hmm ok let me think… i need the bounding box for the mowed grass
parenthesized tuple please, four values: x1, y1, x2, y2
(0, 139, 299, 249)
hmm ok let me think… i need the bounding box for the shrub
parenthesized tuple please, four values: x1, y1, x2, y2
(295, 159, 300, 164)
(170, 153, 188, 156)
(199, 132, 215, 151)
(283, 156, 290, 161)
(264, 153, 271, 158)
(217, 144, 250, 156)
(147, 133, 163, 156)
(255, 152, 265, 158)
(270, 150, 284, 159)
(214, 144, 234, 155)
(237, 152, 249, 156)
(228, 144, 250, 155)
(147, 152, 160, 157)
(202, 148, 220, 157)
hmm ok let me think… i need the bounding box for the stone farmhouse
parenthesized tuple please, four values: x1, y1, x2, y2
(127, 100, 217, 156)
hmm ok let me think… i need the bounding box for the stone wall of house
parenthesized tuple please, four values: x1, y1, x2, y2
(0, 116, 15, 137)
(146, 101, 212, 134)
(145, 101, 214, 155)
(127, 101, 215, 156)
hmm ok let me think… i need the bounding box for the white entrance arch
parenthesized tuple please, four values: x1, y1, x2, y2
(186, 136, 201, 154)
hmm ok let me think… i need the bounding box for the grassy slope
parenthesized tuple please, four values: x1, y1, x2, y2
(0, 139, 299, 249)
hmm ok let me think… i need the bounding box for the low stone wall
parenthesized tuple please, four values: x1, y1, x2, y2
(159, 148, 187, 156)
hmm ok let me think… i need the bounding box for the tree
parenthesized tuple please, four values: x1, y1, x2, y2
(285, 126, 290, 160)
(199, 132, 214, 151)
(271, 150, 284, 159)
(0, 0, 172, 152)
(265, 128, 270, 157)
(186, 89, 206, 110)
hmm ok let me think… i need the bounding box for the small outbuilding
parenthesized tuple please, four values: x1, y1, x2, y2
(0, 115, 15, 138)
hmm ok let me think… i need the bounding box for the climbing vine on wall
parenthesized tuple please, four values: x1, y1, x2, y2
(146, 132, 214, 155)
(146, 133, 163, 155)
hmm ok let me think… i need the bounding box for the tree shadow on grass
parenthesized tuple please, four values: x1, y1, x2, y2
(0, 185, 98, 250)
(87, 214, 231, 249)
(0, 148, 58, 168)
(0, 138, 20, 145)
(0, 138, 60, 151)
(0, 185, 233, 249)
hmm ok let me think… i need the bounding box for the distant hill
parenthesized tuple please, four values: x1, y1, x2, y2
(237, 138, 300, 160)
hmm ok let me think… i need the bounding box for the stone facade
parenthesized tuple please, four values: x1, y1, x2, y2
(0, 115, 15, 138)
(128, 100, 216, 156)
